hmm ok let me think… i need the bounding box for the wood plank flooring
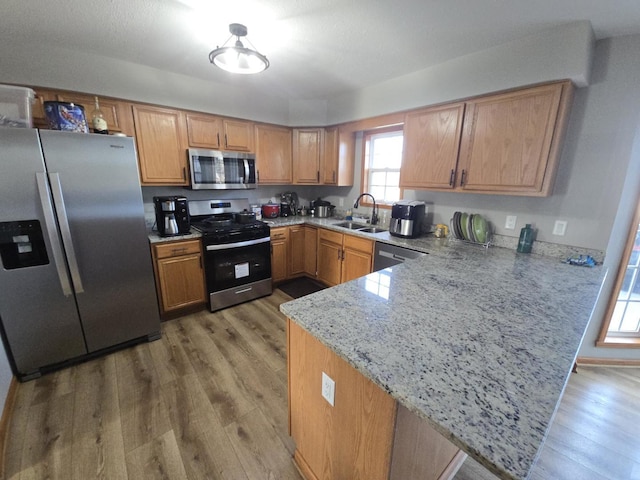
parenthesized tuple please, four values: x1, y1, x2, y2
(2, 287, 640, 480)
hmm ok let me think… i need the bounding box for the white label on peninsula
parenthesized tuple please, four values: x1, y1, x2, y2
(235, 263, 249, 279)
(322, 372, 335, 406)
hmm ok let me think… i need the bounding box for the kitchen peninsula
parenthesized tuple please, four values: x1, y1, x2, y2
(280, 242, 606, 480)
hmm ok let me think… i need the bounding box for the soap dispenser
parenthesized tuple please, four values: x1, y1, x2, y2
(517, 224, 534, 253)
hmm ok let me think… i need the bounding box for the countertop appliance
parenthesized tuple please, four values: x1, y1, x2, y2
(190, 199, 272, 312)
(0, 129, 160, 381)
(389, 200, 426, 238)
(187, 148, 256, 190)
(153, 195, 190, 236)
(373, 242, 427, 271)
(280, 192, 299, 217)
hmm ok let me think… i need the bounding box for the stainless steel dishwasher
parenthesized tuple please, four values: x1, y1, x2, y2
(373, 242, 427, 271)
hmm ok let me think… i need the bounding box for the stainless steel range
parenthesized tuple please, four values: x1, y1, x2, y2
(190, 199, 272, 312)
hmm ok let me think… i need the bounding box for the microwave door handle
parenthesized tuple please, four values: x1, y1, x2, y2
(243, 159, 250, 184)
(36, 172, 74, 296)
(48, 173, 84, 294)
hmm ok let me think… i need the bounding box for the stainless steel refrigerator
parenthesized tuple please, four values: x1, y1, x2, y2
(0, 129, 160, 381)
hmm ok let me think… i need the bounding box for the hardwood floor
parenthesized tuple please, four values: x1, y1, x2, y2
(3, 287, 640, 480)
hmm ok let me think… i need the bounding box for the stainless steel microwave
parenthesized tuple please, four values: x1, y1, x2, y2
(187, 148, 256, 190)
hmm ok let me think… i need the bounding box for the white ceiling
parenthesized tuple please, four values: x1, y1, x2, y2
(3, 0, 640, 100)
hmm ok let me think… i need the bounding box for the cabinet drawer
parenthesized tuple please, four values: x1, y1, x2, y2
(343, 234, 373, 254)
(154, 239, 201, 259)
(318, 228, 343, 245)
(271, 227, 289, 241)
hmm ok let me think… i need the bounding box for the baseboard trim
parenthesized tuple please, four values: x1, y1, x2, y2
(576, 356, 640, 367)
(0, 377, 18, 478)
(293, 449, 319, 480)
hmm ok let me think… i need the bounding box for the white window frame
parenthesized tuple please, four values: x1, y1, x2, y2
(361, 126, 404, 207)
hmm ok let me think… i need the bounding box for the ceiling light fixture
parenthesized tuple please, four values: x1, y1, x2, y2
(209, 23, 269, 74)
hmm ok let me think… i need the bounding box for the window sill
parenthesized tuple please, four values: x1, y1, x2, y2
(596, 336, 640, 348)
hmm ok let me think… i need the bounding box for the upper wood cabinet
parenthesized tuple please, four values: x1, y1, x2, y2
(293, 128, 323, 184)
(400, 103, 465, 190)
(322, 126, 339, 184)
(185, 113, 253, 152)
(186, 113, 222, 149)
(399, 81, 572, 196)
(32, 88, 136, 136)
(255, 123, 293, 184)
(458, 81, 573, 196)
(132, 104, 189, 185)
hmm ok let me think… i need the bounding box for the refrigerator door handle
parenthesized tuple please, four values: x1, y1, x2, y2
(36, 172, 74, 297)
(48, 172, 84, 294)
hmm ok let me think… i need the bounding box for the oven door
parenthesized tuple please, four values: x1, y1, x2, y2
(203, 236, 272, 310)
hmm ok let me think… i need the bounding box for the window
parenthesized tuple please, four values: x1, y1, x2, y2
(598, 201, 640, 346)
(362, 127, 403, 206)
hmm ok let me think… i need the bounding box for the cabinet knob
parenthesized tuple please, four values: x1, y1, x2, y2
(461, 169, 466, 186)
(449, 169, 455, 186)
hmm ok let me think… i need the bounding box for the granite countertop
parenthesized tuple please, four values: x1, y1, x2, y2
(279, 241, 606, 480)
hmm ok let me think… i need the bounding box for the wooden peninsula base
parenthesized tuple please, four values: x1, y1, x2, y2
(287, 319, 467, 480)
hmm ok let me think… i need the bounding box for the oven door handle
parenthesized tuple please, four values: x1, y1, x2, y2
(205, 236, 271, 251)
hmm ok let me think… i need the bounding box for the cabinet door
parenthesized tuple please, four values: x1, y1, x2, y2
(223, 119, 254, 152)
(458, 82, 566, 195)
(293, 128, 323, 184)
(255, 124, 293, 184)
(323, 127, 339, 184)
(271, 227, 289, 283)
(304, 226, 318, 277)
(289, 226, 306, 277)
(186, 113, 222, 149)
(156, 253, 205, 312)
(341, 234, 373, 283)
(133, 105, 188, 185)
(400, 103, 465, 190)
(56, 92, 131, 135)
(317, 230, 343, 287)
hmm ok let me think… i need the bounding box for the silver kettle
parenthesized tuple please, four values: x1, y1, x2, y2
(164, 213, 179, 235)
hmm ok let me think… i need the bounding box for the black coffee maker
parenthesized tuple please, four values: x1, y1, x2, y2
(153, 196, 190, 236)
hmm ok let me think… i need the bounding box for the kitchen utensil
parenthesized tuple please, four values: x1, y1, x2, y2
(298, 206, 308, 216)
(235, 210, 256, 223)
(314, 205, 335, 217)
(262, 203, 280, 218)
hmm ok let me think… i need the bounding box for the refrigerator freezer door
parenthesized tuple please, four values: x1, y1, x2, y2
(38, 130, 160, 352)
(0, 129, 87, 376)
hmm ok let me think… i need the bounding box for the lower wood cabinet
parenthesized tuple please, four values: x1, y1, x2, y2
(317, 228, 373, 286)
(270, 227, 289, 283)
(151, 239, 206, 315)
(288, 320, 465, 480)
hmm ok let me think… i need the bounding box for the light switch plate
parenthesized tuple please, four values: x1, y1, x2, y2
(322, 372, 335, 406)
(505, 215, 517, 230)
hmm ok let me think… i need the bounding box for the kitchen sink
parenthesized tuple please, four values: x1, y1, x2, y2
(334, 222, 387, 234)
(334, 221, 368, 230)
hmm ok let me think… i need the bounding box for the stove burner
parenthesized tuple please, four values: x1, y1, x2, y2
(200, 215, 233, 227)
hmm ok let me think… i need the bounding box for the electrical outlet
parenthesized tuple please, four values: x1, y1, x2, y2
(321, 372, 335, 406)
(505, 215, 517, 230)
(553, 220, 567, 236)
(339, 198, 344, 207)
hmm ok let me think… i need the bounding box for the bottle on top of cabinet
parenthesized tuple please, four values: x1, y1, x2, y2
(90, 96, 108, 135)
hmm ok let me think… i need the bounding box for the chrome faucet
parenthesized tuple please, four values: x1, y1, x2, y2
(353, 193, 378, 225)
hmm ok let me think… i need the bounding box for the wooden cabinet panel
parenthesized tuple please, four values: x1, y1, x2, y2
(303, 226, 318, 277)
(223, 119, 254, 152)
(317, 229, 372, 286)
(133, 105, 188, 185)
(458, 82, 571, 196)
(186, 113, 222, 149)
(255, 124, 292, 184)
(270, 227, 289, 283)
(293, 128, 323, 184)
(317, 231, 342, 287)
(322, 126, 339, 184)
(56, 92, 129, 134)
(288, 320, 396, 480)
(289, 226, 306, 277)
(400, 103, 465, 189)
(152, 240, 205, 314)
